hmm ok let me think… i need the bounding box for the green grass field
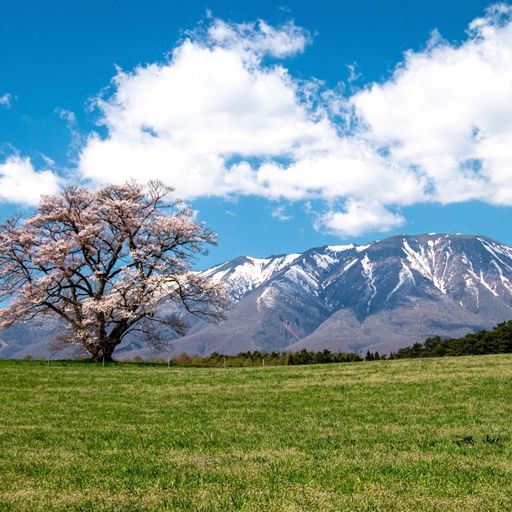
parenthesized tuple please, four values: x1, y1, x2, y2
(1, 356, 512, 511)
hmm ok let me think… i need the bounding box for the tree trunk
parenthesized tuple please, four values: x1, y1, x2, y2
(90, 342, 117, 362)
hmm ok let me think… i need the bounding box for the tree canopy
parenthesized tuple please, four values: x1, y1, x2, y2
(391, 321, 512, 358)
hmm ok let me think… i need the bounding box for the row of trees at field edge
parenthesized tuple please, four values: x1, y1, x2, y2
(128, 350, 363, 367)
(390, 320, 512, 358)
(147, 320, 512, 366)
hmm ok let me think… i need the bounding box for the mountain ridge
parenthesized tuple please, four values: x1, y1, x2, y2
(166, 232, 512, 356)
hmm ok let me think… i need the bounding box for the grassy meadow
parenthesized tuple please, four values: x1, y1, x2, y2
(1, 355, 512, 511)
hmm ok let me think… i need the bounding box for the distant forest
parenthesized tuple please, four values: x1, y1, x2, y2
(136, 320, 512, 367)
(390, 320, 512, 359)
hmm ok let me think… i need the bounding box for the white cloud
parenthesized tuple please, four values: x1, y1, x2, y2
(0, 156, 61, 205)
(55, 108, 77, 124)
(352, 3, 512, 207)
(55, 108, 82, 153)
(271, 205, 293, 221)
(316, 201, 405, 237)
(12, 6, 512, 236)
(79, 21, 338, 197)
(206, 19, 311, 59)
(346, 63, 361, 84)
(78, 16, 424, 236)
(0, 93, 13, 108)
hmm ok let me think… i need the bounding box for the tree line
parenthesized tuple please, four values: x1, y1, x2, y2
(137, 349, 363, 367)
(390, 320, 512, 359)
(159, 320, 512, 366)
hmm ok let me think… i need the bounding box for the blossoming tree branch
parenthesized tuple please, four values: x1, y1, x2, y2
(0, 181, 227, 361)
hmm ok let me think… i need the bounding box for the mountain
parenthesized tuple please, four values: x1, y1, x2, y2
(2, 233, 512, 359)
(164, 233, 512, 357)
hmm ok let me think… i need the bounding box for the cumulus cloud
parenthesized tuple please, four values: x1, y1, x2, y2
(316, 201, 405, 237)
(352, 3, 512, 207)
(10, 6, 512, 236)
(78, 16, 421, 236)
(78, 20, 330, 199)
(0, 156, 61, 205)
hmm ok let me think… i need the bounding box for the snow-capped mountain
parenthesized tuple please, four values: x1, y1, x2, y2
(201, 253, 301, 300)
(3, 233, 512, 358)
(167, 234, 512, 356)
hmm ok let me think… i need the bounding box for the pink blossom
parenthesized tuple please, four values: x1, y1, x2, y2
(0, 181, 227, 361)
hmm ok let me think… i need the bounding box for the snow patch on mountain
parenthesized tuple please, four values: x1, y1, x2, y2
(284, 265, 319, 293)
(360, 254, 377, 314)
(312, 252, 339, 270)
(491, 260, 512, 294)
(343, 258, 358, 273)
(326, 244, 355, 252)
(257, 286, 278, 311)
(386, 262, 415, 303)
(480, 239, 512, 272)
(402, 239, 447, 294)
(202, 253, 301, 299)
(467, 269, 499, 297)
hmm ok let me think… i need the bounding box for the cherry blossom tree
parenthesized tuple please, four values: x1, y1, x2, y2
(0, 181, 227, 361)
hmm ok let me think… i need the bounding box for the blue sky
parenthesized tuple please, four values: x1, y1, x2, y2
(1, 0, 512, 268)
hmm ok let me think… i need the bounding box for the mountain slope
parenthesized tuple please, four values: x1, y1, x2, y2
(170, 234, 512, 356)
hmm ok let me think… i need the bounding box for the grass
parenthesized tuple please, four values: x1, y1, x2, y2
(1, 356, 512, 511)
